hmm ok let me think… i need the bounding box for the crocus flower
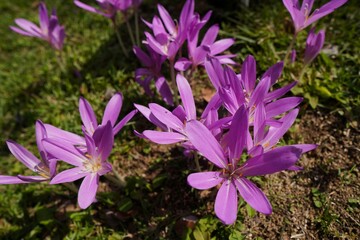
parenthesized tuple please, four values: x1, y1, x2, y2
(143, 0, 195, 60)
(44, 93, 137, 147)
(137, 74, 196, 144)
(0, 120, 56, 184)
(44, 121, 114, 209)
(186, 106, 303, 224)
(175, 23, 236, 71)
(205, 56, 301, 126)
(134, 45, 173, 105)
(74, 0, 135, 20)
(10, 2, 65, 50)
(304, 27, 325, 65)
(282, 0, 348, 33)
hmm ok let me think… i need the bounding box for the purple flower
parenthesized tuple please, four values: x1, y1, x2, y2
(74, 0, 137, 20)
(143, 0, 195, 60)
(134, 45, 173, 105)
(136, 74, 196, 144)
(44, 93, 137, 147)
(304, 27, 325, 65)
(283, 0, 348, 33)
(186, 106, 303, 224)
(0, 120, 56, 184)
(44, 121, 114, 209)
(175, 23, 236, 71)
(10, 2, 65, 50)
(205, 56, 301, 126)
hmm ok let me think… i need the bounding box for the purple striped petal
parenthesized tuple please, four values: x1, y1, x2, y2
(35, 120, 47, 160)
(78, 174, 99, 209)
(249, 76, 270, 107)
(265, 97, 303, 118)
(6, 140, 40, 171)
(157, 4, 176, 36)
(14, 19, 42, 37)
(102, 93, 123, 126)
(44, 124, 86, 146)
(0, 175, 27, 184)
(113, 109, 138, 135)
(143, 130, 186, 144)
(187, 172, 223, 190)
(234, 177, 272, 214)
(242, 146, 302, 177)
(50, 167, 87, 184)
(79, 97, 98, 134)
(241, 55, 256, 93)
(210, 39, 234, 55)
(134, 104, 167, 130)
(265, 81, 297, 102)
(17, 175, 47, 182)
(215, 180, 238, 225)
(38, 2, 49, 32)
(227, 105, 248, 164)
(177, 74, 196, 120)
(155, 76, 174, 106)
(201, 24, 219, 46)
(92, 121, 113, 161)
(42, 139, 85, 167)
(149, 103, 184, 132)
(185, 120, 227, 169)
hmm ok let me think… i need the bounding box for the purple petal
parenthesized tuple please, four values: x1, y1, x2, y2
(113, 109, 138, 135)
(157, 4, 176, 36)
(177, 74, 196, 120)
(6, 140, 40, 171)
(265, 97, 303, 118)
(78, 174, 99, 209)
(234, 177, 272, 214)
(242, 146, 303, 176)
(227, 105, 248, 164)
(149, 103, 184, 132)
(172, 105, 187, 122)
(185, 120, 227, 169)
(102, 93, 123, 126)
(143, 130, 187, 144)
(289, 144, 318, 153)
(265, 81, 297, 102)
(0, 175, 27, 184)
(134, 104, 167, 130)
(155, 76, 174, 106)
(44, 124, 86, 146)
(174, 58, 192, 71)
(305, 0, 348, 29)
(42, 139, 85, 167)
(133, 46, 152, 67)
(205, 56, 223, 90)
(201, 24, 219, 46)
(210, 38, 235, 55)
(187, 172, 223, 190)
(50, 167, 87, 184)
(10, 26, 37, 37)
(14, 19, 42, 37)
(35, 120, 47, 160)
(17, 175, 47, 182)
(92, 121, 114, 161)
(241, 55, 256, 94)
(261, 61, 284, 86)
(215, 181, 238, 225)
(38, 2, 49, 32)
(79, 97, 98, 134)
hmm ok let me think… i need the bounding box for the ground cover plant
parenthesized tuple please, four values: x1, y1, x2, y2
(0, 0, 359, 239)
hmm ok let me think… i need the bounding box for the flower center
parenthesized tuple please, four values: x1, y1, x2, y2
(83, 154, 103, 173)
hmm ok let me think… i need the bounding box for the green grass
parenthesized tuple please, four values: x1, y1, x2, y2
(0, 0, 359, 239)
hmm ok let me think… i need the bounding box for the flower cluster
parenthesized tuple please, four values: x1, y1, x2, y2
(4, 0, 348, 226)
(10, 2, 65, 50)
(1, 93, 136, 209)
(134, 0, 235, 105)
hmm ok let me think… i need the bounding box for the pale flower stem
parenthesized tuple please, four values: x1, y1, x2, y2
(170, 59, 179, 105)
(134, 9, 140, 46)
(125, 16, 136, 46)
(112, 168, 126, 187)
(194, 152, 201, 172)
(284, 32, 298, 66)
(113, 20, 129, 57)
(209, 163, 214, 171)
(64, 182, 78, 193)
